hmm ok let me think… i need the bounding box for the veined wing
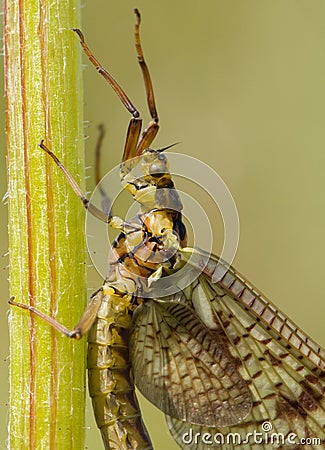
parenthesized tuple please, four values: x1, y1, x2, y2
(166, 250, 325, 449)
(182, 248, 325, 372)
(129, 298, 252, 428)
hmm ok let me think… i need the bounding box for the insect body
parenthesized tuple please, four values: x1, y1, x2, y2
(10, 9, 325, 450)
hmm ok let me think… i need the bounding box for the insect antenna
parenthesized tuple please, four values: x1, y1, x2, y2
(157, 142, 180, 153)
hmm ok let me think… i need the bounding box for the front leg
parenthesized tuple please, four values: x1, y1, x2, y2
(9, 288, 104, 339)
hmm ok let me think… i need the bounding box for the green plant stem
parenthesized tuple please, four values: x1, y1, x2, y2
(5, 0, 86, 448)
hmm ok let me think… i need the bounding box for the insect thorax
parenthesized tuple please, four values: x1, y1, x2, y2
(107, 150, 188, 295)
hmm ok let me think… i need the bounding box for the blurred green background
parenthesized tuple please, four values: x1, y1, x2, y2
(1, 1, 325, 449)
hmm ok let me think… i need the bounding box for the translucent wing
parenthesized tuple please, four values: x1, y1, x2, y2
(129, 299, 252, 427)
(166, 250, 325, 449)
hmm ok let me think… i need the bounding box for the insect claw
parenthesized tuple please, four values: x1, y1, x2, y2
(134, 8, 141, 22)
(72, 28, 84, 42)
(8, 296, 16, 305)
(39, 140, 52, 157)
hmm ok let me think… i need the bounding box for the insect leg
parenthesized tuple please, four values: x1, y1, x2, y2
(94, 124, 111, 216)
(73, 28, 143, 163)
(73, 28, 139, 119)
(40, 141, 134, 231)
(8, 288, 103, 339)
(122, 117, 142, 161)
(133, 9, 160, 155)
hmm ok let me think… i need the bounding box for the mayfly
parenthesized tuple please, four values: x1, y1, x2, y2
(10, 9, 325, 450)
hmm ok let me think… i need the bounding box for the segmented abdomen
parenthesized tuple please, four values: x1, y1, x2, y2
(87, 285, 152, 450)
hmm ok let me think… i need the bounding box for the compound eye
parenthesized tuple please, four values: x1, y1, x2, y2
(149, 161, 167, 177)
